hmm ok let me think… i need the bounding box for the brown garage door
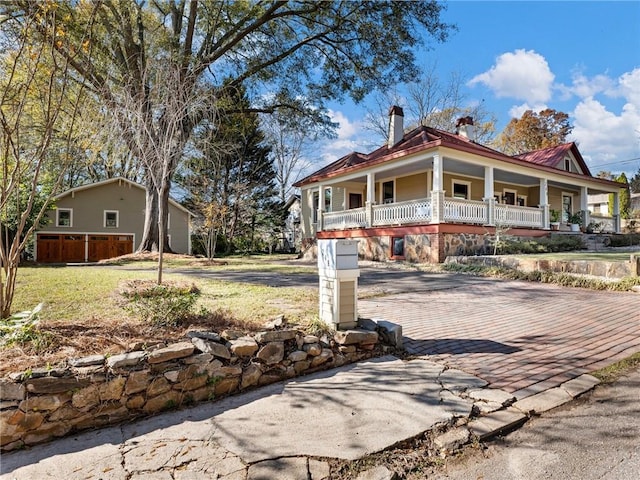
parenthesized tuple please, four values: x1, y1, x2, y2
(37, 234, 133, 263)
(88, 235, 134, 261)
(37, 234, 85, 263)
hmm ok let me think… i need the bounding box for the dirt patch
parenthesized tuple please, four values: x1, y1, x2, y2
(0, 309, 263, 378)
(98, 252, 228, 267)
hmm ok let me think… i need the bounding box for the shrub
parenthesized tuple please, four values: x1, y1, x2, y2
(609, 234, 640, 247)
(495, 235, 586, 255)
(442, 263, 640, 291)
(0, 303, 53, 352)
(119, 280, 200, 327)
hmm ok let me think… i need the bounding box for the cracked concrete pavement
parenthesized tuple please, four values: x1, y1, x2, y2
(1, 356, 486, 479)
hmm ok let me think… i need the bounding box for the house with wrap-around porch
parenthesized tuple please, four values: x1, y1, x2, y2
(293, 106, 624, 263)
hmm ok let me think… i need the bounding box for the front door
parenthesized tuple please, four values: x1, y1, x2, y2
(349, 193, 363, 209)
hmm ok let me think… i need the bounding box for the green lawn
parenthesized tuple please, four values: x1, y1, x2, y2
(12, 261, 318, 325)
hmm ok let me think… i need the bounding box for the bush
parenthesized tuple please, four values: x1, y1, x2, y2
(496, 235, 586, 255)
(0, 303, 53, 352)
(119, 280, 200, 327)
(442, 263, 640, 291)
(609, 234, 640, 247)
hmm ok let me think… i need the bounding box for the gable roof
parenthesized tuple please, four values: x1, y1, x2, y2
(53, 177, 194, 216)
(294, 124, 620, 189)
(515, 143, 593, 176)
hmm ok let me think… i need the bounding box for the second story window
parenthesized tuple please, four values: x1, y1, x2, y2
(104, 210, 119, 228)
(57, 208, 72, 227)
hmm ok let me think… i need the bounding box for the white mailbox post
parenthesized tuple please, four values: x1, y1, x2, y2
(317, 239, 360, 329)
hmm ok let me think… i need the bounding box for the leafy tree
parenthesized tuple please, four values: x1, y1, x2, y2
(494, 109, 573, 155)
(629, 167, 640, 194)
(609, 173, 630, 219)
(1, 9, 91, 318)
(4, 1, 453, 269)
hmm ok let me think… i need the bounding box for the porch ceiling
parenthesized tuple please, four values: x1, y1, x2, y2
(443, 158, 540, 186)
(321, 156, 616, 194)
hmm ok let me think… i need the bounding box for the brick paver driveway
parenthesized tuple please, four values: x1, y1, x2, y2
(358, 276, 640, 399)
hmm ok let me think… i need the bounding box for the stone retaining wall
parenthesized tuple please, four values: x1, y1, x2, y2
(445, 255, 636, 279)
(1, 321, 397, 452)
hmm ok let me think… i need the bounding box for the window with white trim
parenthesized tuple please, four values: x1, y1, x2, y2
(104, 210, 119, 228)
(382, 180, 394, 204)
(452, 180, 471, 199)
(56, 208, 73, 227)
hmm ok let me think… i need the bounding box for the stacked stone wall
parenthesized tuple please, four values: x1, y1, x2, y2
(1, 322, 393, 452)
(445, 255, 634, 279)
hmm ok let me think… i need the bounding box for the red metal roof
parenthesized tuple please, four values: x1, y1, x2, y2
(293, 125, 615, 189)
(515, 143, 593, 176)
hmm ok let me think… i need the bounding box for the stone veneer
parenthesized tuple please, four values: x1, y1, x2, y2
(358, 233, 493, 263)
(446, 255, 636, 279)
(1, 320, 398, 452)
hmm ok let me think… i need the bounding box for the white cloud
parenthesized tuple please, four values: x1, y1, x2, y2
(328, 109, 360, 140)
(568, 73, 615, 99)
(571, 96, 640, 173)
(617, 68, 640, 106)
(508, 103, 548, 119)
(318, 109, 374, 164)
(468, 49, 554, 104)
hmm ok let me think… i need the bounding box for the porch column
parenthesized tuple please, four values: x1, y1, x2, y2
(539, 178, 549, 229)
(365, 172, 374, 227)
(580, 186, 590, 227)
(613, 191, 621, 233)
(317, 184, 325, 232)
(431, 154, 444, 223)
(483, 166, 495, 225)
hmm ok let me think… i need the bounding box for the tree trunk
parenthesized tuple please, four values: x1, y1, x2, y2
(136, 178, 173, 253)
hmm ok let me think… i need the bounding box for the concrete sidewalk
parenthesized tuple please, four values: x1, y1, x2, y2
(0, 354, 602, 480)
(1, 356, 485, 479)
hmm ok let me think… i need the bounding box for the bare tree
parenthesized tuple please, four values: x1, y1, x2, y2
(365, 65, 496, 144)
(113, 63, 208, 283)
(0, 11, 89, 318)
(263, 106, 336, 205)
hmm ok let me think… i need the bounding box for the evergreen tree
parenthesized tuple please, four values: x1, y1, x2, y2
(180, 87, 278, 255)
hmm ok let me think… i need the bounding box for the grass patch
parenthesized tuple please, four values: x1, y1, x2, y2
(101, 253, 315, 275)
(592, 352, 640, 384)
(12, 264, 318, 325)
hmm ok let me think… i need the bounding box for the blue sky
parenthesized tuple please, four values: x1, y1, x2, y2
(320, 0, 640, 178)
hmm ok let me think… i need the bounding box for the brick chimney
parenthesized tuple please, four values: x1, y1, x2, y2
(388, 106, 404, 148)
(456, 116, 476, 141)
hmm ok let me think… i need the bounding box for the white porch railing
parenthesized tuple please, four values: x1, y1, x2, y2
(372, 198, 432, 226)
(494, 204, 543, 227)
(589, 214, 616, 233)
(443, 198, 487, 224)
(323, 207, 367, 230)
(320, 197, 546, 231)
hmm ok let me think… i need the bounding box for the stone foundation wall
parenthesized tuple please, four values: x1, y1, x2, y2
(307, 232, 518, 263)
(359, 233, 492, 263)
(1, 322, 394, 452)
